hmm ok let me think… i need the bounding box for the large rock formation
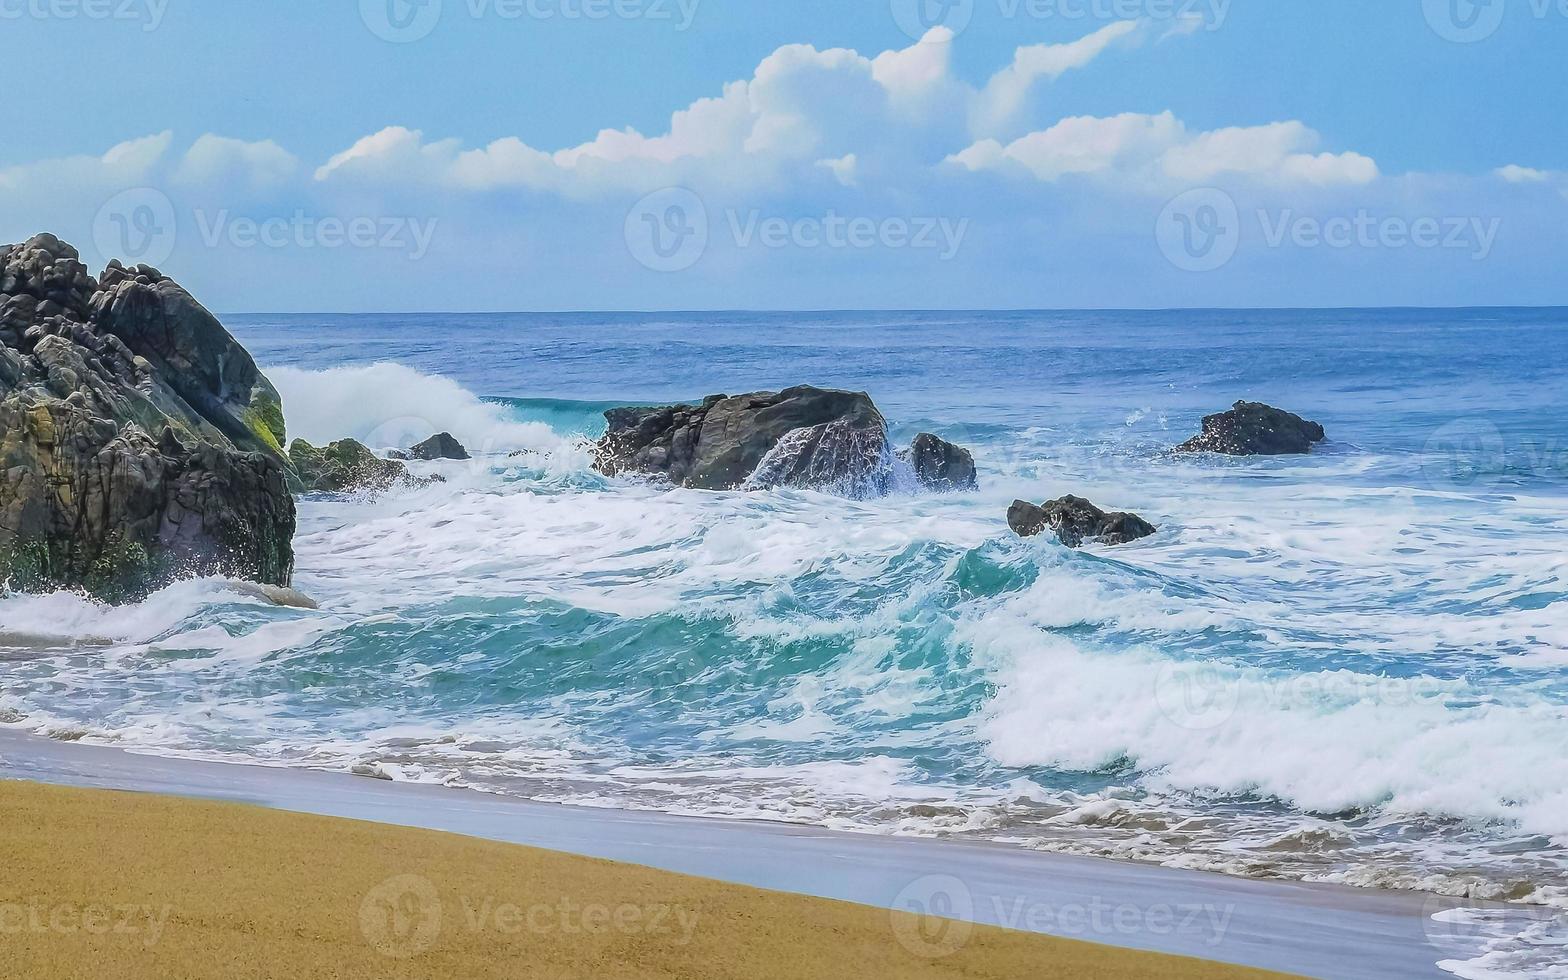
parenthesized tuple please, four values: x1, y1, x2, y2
(594, 386, 980, 497)
(594, 386, 895, 495)
(1009, 495, 1157, 548)
(1177, 401, 1326, 456)
(0, 234, 295, 601)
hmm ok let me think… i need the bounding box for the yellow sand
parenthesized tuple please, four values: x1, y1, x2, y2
(0, 781, 1295, 979)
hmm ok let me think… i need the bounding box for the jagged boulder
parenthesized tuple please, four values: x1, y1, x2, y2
(288, 438, 418, 493)
(1009, 495, 1156, 548)
(0, 234, 295, 601)
(594, 386, 896, 495)
(901, 433, 978, 491)
(404, 431, 469, 461)
(1177, 401, 1325, 456)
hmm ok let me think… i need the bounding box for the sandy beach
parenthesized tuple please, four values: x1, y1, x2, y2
(0, 778, 1294, 980)
(1, 731, 1517, 979)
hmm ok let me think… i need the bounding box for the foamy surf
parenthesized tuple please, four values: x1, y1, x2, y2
(5, 310, 1568, 980)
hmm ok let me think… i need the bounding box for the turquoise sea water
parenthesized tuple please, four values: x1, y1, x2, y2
(3, 310, 1567, 934)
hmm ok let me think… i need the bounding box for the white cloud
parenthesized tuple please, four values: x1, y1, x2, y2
(950, 113, 1378, 188)
(1496, 164, 1552, 183)
(0, 131, 172, 191)
(175, 135, 299, 187)
(312, 23, 1155, 196)
(973, 20, 1142, 136)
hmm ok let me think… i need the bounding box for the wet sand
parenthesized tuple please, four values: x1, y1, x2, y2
(0, 780, 1290, 979)
(0, 730, 1502, 978)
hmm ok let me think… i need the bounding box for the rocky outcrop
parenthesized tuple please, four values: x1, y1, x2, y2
(0, 234, 295, 601)
(1177, 401, 1325, 456)
(595, 386, 895, 495)
(1009, 495, 1156, 548)
(401, 431, 469, 461)
(288, 438, 422, 493)
(901, 433, 978, 492)
(594, 386, 981, 497)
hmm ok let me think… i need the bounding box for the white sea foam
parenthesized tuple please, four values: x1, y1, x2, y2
(269, 362, 563, 454)
(4, 362, 1567, 941)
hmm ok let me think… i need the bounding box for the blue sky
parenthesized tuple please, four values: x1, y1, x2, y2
(1, 0, 1564, 310)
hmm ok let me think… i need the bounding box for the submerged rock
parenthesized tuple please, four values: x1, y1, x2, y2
(595, 386, 894, 495)
(1009, 495, 1157, 548)
(1177, 401, 1325, 456)
(0, 234, 295, 601)
(288, 437, 423, 493)
(900, 433, 978, 492)
(406, 431, 469, 461)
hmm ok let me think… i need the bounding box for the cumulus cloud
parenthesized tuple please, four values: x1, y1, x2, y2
(972, 20, 1143, 137)
(175, 135, 299, 188)
(311, 22, 1159, 196)
(1495, 164, 1552, 183)
(949, 113, 1378, 188)
(0, 132, 172, 192)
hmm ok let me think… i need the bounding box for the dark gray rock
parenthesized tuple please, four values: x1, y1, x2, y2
(406, 431, 469, 461)
(288, 437, 424, 493)
(901, 432, 977, 492)
(1009, 495, 1157, 548)
(0, 235, 295, 601)
(1177, 401, 1325, 456)
(594, 386, 895, 495)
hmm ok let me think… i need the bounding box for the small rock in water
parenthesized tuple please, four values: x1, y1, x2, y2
(1177, 401, 1325, 456)
(406, 431, 469, 461)
(900, 432, 978, 492)
(288, 437, 437, 493)
(1009, 495, 1157, 548)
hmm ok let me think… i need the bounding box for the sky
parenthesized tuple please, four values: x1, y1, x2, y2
(0, 0, 1564, 311)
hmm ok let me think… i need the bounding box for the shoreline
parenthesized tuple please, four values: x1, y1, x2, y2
(0, 729, 1516, 979)
(0, 778, 1292, 980)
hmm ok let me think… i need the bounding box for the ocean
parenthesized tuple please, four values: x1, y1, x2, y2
(3, 310, 1566, 932)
